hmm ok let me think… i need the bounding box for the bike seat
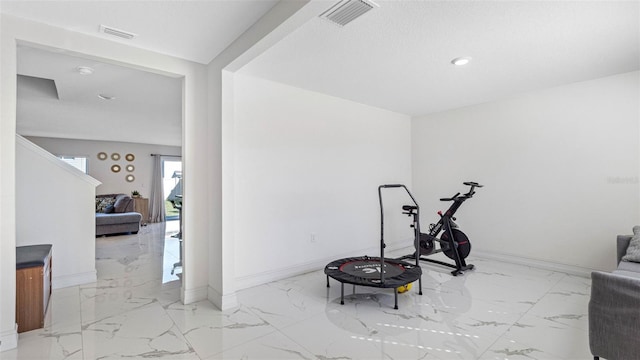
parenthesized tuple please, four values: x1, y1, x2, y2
(402, 205, 417, 211)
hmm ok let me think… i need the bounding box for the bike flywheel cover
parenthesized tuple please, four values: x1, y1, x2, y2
(440, 229, 471, 260)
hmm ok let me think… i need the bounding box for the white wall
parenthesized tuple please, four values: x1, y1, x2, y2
(208, 0, 322, 310)
(26, 137, 180, 196)
(16, 136, 100, 289)
(1, 14, 208, 351)
(412, 71, 640, 273)
(232, 74, 412, 288)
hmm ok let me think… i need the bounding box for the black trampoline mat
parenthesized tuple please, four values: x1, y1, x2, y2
(325, 256, 422, 288)
(338, 260, 405, 279)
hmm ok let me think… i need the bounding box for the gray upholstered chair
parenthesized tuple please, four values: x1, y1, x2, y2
(589, 235, 640, 360)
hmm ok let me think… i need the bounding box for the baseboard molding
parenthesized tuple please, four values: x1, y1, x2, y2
(234, 241, 409, 291)
(53, 270, 97, 289)
(473, 249, 596, 278)
(0, 324, 18, 352)
(181, 285, 208, 305)
(233, 244, 596, 291)
(208, 286, 238, 311)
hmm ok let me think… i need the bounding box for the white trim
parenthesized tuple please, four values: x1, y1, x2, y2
(234, 244, 596, 291)
(181, 285, 208, 305)
(234, 240, 410, 291)
(207, 286, 238, 311)
(473, 249, 595, 278)
(52, 270, 97, 290)
(0, 323, 18, 352)
(15, 135, 101, 187)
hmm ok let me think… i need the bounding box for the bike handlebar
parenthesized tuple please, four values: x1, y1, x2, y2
(439, 192, 460, 201)
(439, 182, 483, 202)
(463, 182, 483, 188)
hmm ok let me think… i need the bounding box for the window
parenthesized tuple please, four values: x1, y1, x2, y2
(58, 156, 88, 174)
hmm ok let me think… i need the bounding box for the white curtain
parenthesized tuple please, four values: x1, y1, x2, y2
(149, 154, 165, 223)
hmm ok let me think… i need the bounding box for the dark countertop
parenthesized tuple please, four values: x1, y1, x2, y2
(16, 244, 52, 269)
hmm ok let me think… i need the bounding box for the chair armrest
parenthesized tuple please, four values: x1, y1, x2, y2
(589, 271, 640, 359)
(617, 235, 633, 265)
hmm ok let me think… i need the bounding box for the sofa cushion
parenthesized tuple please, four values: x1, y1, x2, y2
(622, 226, 640, 263)
(612, 269, 640, 279)
(114, 195, 133, 213)
(104, 205, 115, 214)
(96, 212, 142, 226)
(616, 259, 640, 274)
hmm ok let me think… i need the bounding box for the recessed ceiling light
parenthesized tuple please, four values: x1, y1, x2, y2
(98, 94, 116, 101)
(451, 57, 472, 66)
(76, 66, 94, 75)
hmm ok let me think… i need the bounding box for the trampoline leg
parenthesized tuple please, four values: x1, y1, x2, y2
(326, 275, 330, 288)
(419, 277, 423, 295)
(340, 282, 345, 305)
(394, 288, 398, 310)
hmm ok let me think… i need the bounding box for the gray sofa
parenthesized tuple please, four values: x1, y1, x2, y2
(95, 194, 142, 236)
(589, 234, 640, 360)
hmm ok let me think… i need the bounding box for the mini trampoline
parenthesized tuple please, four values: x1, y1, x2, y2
(324, 184, 424, 310)
(325, 256, 422, 309)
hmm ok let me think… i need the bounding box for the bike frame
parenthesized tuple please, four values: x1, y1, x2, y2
(400, 182, 481, 276)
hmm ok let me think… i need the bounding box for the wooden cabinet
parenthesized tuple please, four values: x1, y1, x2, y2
(133, 197, 149, 224)
(16, 244, 52, 333)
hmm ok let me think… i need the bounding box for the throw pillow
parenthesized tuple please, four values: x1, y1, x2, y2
(622, 226, 640, 263)
(96, 197, 116, 213)
(114, 195, 132, 213)
(103, 205, 115, 214)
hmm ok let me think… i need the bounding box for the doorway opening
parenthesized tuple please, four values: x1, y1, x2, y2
(163, 158, 182, 221)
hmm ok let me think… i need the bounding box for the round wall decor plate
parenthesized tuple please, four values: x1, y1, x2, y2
(97, 152, 108, 160)
(125, 174, 135, 182)
(111, 153, 121, 161)
(125, 153, 135, 161)
(111, 164, 121, 173)
(126, 164, 135, 172)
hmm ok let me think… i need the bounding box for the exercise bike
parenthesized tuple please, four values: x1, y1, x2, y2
(398, 182, 483, 276)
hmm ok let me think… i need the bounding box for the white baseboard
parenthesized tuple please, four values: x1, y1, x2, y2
(53, 270, 97, 289)
(233, 244, 596, 292)
(472, 249, 596, 278)
(181, 285, 208, 305)
(0, 324, 18, 352)
(234, 241, 409, 291)
(208, 286, 238, 311)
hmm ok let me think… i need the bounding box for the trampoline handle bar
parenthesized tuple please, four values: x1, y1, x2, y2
(379, 183, 422, 285)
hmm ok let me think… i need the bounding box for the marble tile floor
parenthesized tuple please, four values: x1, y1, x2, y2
(3, 222, 593, 359)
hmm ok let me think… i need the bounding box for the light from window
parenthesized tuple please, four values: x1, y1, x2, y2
(58, 156, 88, 174)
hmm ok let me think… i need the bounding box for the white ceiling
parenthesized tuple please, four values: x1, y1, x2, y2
(240, 0, 640, 116)
(1, 0, 279, 146)
(17, 45, 184, 146)
(2, 0, 639, 146)
(0, 0, 279, 64)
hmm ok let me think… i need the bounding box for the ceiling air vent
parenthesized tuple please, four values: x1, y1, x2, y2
(320, 0, 378, 26)
(99, 25, 137, 40)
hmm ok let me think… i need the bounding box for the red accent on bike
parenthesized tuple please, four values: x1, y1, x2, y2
(437, 211, 442, 216)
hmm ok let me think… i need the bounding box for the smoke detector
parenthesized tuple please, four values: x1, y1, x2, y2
(320, 0, 379, 26)
(99, 25, 137, 40)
